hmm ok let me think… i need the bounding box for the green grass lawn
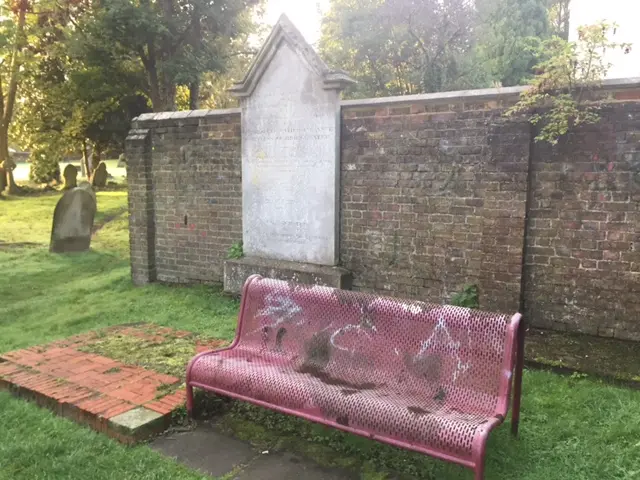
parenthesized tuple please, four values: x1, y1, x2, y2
(1, 192, 640, 479)
(0, 392, 208, 480)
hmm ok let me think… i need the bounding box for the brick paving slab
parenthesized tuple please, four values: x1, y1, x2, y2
(0, 324, 220, 444)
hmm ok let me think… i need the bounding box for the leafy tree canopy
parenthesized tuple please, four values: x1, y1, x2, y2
(78, 0, 264, 111)
(507, 22, 632, 144)
(320, 0, 492, 98)
(476, 0, 550, 87)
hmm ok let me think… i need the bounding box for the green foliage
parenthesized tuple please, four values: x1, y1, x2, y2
(28, 149, 61, 184)
(227, 241, 244, 259)
(8, 0, 150, 163)
(506, 22, 632, 144)
(450, 284, 479, 309)
(8, 0, 262, 168)
(320, 0, 491, 98)
(475, 0, 549, 86)
(547, 0, 571, 40)
(80, 0, 264, 111)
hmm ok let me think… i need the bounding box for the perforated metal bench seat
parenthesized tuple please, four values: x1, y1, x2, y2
(187, 276, 524, 480)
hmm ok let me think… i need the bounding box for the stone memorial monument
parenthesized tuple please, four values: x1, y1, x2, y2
(50, 186, 97, 253)
(223, 15, 354, 293)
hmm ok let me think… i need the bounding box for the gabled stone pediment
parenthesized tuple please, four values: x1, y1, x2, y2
(229, 14, 355, 97)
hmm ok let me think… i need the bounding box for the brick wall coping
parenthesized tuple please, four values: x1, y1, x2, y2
(340, 77, 640, 108)
(131, 78, 640, 123)
(133, 107, 241, 123)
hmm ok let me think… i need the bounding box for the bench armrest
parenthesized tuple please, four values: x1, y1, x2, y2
(495, 313, 523, 419)
(186, 274, 262, 383)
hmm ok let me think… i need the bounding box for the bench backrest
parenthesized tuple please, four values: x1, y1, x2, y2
(235, 275, 520, 418)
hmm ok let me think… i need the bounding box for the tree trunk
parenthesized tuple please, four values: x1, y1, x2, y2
(147, 70, 176, 111)
(160, 77, 177, 111)
(0, 1, 27, 194)
(137, 0, 177, 112)
(0, 125, 17, 194)
(81, 139, 90, 178)
(0, 126, 8, 193)
(189, 81, 200, 110)
(188, 7, 202, 111)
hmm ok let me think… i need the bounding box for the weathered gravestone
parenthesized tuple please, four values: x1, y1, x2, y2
(50, 187, 97, 253)
(223, 15, 354, 293)
(117, 153, 127, 168)
(62, 164, 78, 190)
(91, 161, 108, 188)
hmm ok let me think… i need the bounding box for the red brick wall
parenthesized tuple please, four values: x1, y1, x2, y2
(525, 103, 640, 340)
(339, 102, 529, 313)
(126, 85, 640, 340)
(127, 110, 242, 284)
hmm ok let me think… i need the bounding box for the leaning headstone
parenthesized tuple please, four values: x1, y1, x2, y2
(62, 164, 78, 190)
(50, 187, 97, 253)
(117, 153, 127, 168)
(91, 161, 108, 188)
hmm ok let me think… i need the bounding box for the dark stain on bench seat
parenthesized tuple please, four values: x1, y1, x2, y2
(433, 387, 447, 402)
(341, 389, 359, 396)
(275, 327, 287, 351)
(297, 331, 383, 390)
(407, 406, 430, 416)
(298, 363, 381, 391)
(300, 331, 332, 371)
(336, 415, 349, 426)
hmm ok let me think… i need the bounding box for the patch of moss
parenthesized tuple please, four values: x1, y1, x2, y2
(220, 415, 362, 471)
(533, 357, 566, 368)
(526, 328, 640, 386)
(218, 465, 246, 480)
(155, 382, 180, 399)
(210, 401, 458, 480)
(78, 330, 221, 379)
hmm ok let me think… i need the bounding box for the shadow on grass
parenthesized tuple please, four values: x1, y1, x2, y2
(1, 249, 127, 301)
(93, 206, 129, 231)
(0, 242, 44, 249)
(0, 246, 239, 352)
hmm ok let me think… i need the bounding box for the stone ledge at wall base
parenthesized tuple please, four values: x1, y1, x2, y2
(223, 257, 352, 295)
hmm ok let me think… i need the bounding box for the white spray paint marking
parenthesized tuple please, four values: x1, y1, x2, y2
(329, 304, 377, 353)
(253, 293, 303, 333)
(415, 314, 471, 383)
(402, 303, 425, 315)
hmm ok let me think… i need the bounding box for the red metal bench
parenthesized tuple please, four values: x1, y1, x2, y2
(186, 275, 524, 479)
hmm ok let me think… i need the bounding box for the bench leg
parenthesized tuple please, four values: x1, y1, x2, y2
(186, 384, 194, 418)
(474, 458, 485, 480)
(511, 319, 525, 436)
(472, 417, 500, 480)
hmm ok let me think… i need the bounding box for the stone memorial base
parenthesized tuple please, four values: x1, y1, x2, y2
(223, 257, 352, 295)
